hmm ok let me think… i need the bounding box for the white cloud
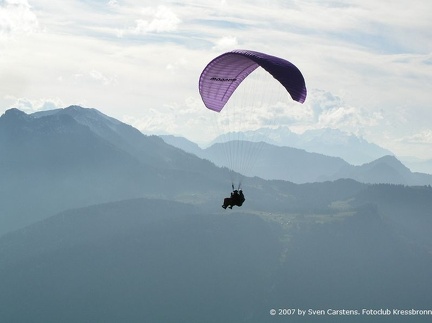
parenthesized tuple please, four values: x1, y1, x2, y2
(212, 36, 238, 51)
(107, 0, 119, 9)
(7, 96, 64, 113)
(88, 69, 118, 86)
(0, 0, 39, 38)
(399, 130, 432, 145)
(166, 57, 188, 72)
(301, 89, 383, 134)
(317, 106, 382, 135)
(132, 5, 181, 34)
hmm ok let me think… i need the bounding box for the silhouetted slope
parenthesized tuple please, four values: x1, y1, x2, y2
(353, 184, 432, 250)
(1, 196, 432, 322)
(273, 205, 432, 320)
(0, 199, 281, 323)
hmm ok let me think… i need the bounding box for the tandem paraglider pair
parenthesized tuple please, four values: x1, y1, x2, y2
(198, 49, 307, 208)
(222, 189, 245, 209)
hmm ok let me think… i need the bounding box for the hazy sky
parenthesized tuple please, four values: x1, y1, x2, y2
(1, 0, 431, 159)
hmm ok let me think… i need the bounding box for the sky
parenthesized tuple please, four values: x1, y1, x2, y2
(1, 0, 431, 161)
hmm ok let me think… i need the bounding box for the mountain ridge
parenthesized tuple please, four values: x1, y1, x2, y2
(1, 105, 431, 236)
(208, 126, 393, 165)
(161, 135, 432, 185)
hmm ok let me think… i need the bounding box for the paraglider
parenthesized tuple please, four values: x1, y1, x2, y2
(222, 188, 245, 209)
(199, 49, 307, 112)
(199, 49, 307, 209)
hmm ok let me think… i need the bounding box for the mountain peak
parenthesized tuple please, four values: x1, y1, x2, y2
(1, 108, 30, 120)
(331, 154, 417, 185)
(62, 105, 109, 120)
(367, 155, 411, 172)
(65, 105, 85, 111)
(32, 106, 124, 132)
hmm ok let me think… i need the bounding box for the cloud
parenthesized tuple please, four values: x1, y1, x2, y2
(107, 0, 119, 9)
(7, 96, 64, 113)
(122, 94, 224, 145)
(308, 90, 344, 121)
(399, 130, 432, 145)
(212, 36, 238, 51)
(317, 106, 382, 134)
(72, 70, 118, 87)
(88, 69, 118, 86)
(132, 5, 181, 34)
(166, 57, 188, 72)
(0, 0, 39, 38)
(248, 88, 384, 138)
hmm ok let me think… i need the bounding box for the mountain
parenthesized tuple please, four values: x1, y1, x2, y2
(32, 106, 147, 156)
(32, 106, 217, 174)
(161, 135, 352, 183)
(0, 108, 153, 234)
(1, 187, 432, 322)
(211, 127, 393, 165)
(159, 134, 203, 156)
(330, 155, 432, 185)
(161, 136, 432, 185)
(401, 156, 432, 175)
(203, 141, 348, 183)
(0, 106, 230, 235)
(295, 128, 393, 165)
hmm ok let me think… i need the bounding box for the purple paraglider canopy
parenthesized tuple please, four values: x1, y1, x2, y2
(199, 49, 307, 112)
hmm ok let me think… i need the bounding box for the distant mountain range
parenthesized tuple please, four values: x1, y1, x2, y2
(209, 127, 393, 165)
(161, 127, 432, 174)
(161, 135, 432, 185)
(3, 105, 383, 235)
(1, 105, 431, 236)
